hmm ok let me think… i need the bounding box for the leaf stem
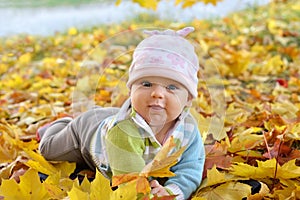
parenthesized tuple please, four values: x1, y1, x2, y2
(272, 127, 287, 190)
(263, 129, 273, 159)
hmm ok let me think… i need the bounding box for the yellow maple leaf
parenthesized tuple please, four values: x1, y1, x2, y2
(112, 136, 185, 196)
(287, 123, 300, 140)
(90, 170, 113, 199)
(68, 186, 90, 200)
(0, 63, 8, 75)
(206, 165, 226, 186)
(224, 103, 248, 125)
(195, 181, 251, 200)
(198, 165, 245, 191)
(132, 0, 158, 10)
(182, 0, 197, 8)
(272, 179, 300, 199)
(52, 161, 77, 178)
(227, 50, 250, 76)
(0, 178, 22, 199)
(253, 55, 285, 76)
(118, 0, 223, 9)
(230, 158, 300, 181)
(0, 168, 50, 199)
(5, 74, 26, 89)
(43, 177, 68, 199)
(175, 0, 223, 7)
(0, 132, 18, 162)
(24, 149, 76, 178)
(271, 101, 298, 120)
(18, 53, 32, 65)
(192, 197, 206, 200)
(68, 176, 93, 199)
(76, 176, 91, 193)
(229, 161, 269, 179)
(68, 27, 78, 36)
(228, 127, 264, 153)
(42, 57, 58, 68)
(140, 136, 185, 178)
(115, 0, 122, 5)
(201, 0, 223, 5)
(277, 159, 300, 179)
(23, 149, 59, 175)
(111, 180, 138, 200)
(267, 19, 283, 35)
(0, 123, 39, 162)
(174, 0, 181, 5)
(90, 169, 137, 200)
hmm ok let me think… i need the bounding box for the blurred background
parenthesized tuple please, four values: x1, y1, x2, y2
(0, 0, 270, 37)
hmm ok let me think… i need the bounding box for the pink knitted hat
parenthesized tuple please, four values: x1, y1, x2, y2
(126, 27, 199, 98)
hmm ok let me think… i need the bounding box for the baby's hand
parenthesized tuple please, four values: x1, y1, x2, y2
(150, 180, 169, 197)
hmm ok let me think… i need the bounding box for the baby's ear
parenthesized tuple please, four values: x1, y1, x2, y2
(186, 94, 193, 107)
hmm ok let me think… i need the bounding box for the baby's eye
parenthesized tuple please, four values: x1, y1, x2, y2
(166, 84, 178, 91)
(141, 81, 152, 87)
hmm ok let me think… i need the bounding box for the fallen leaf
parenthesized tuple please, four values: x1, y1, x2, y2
(0, 168, 50, 199)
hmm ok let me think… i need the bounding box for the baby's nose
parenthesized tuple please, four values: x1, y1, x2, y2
(150, 85, 165, 98)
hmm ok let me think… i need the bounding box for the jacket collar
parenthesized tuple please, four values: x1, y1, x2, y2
(111, 98, 190, 143)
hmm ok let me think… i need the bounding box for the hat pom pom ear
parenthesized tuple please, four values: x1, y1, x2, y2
(176, 27, 195, 37)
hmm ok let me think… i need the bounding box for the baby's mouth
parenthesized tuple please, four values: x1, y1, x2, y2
(149, 104, 164, 110)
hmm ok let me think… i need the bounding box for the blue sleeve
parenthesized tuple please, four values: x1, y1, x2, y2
(164, 129, 205, 199)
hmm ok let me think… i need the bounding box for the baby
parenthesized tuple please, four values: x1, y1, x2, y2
(38, 27, 205, 199)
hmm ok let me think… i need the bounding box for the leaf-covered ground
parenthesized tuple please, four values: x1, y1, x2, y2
(0, 0, 300, 199)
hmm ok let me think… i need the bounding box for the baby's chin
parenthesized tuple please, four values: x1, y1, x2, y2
(146, 112, 167, 125)
(148, 121, 166, 127)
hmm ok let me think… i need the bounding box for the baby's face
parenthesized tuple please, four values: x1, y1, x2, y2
(130, 76, 192, 128)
